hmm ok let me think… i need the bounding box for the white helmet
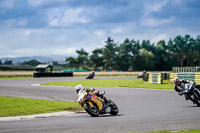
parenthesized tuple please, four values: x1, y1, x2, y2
(173, 77, 180, 86)
(75, 84, 84, 93)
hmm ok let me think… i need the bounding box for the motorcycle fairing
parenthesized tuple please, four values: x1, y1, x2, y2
(86, 94, 92, 99)
(89, 94, 103, 110)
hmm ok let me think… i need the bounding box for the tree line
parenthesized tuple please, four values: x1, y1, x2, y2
(66, 34, 200, 71)
(0, 59, 41, 66)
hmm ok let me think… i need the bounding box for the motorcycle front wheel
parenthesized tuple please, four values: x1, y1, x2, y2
(193, 91, 200, 107)
(84, 102, 99, 117)
(108, 100, 119, 115)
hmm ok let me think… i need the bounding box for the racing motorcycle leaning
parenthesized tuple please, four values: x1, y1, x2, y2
(77, 89, 119, 117)
(181, 82, 200, 106)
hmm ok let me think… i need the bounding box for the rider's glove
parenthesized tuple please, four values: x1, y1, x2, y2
(99, 91, 105, 96)
(178, 92, 183, 96)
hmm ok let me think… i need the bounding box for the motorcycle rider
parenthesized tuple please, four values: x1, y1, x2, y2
(137, 70, 146, 78)
(75, 84, 108, 103)
(86, 71, 95, 79)
(173, 77, 194, 96)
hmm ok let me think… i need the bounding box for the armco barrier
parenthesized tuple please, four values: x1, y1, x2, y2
(172, 66, 200, 73)
(170, 72, 200, 85)
(148, 73, 163, 84)
(34, 72, 73, 78)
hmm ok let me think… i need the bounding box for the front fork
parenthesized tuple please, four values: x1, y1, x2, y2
(184, 94, 194, 102)
(87, 101, 94, 108)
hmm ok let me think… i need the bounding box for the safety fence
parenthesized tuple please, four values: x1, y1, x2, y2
(170, 72, 200, 85)
(148, 73, 163, 84)
(172, 66, 200, 73)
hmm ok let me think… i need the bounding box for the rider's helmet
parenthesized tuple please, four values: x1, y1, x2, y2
(173, 77, 180, 86)
(75, 84, 84, 93)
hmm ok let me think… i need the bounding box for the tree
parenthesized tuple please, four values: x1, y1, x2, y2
(136, 48, 154, 71)
(116, 39, 132, 71)
(0, 60, 2, 65)
(141, 40, 155, 52)
(76, 48, 89, 69)
(102, 37, 118, 70)
(130, 40, 141, 71)
(194, 35, 200, 66)
(4, 60, 12, 65)
(64, 34, 200, 71)
(169, 35, 197, 67)
(21, 59, 41, 66)
(66, 57, 78, 69)
(183, 35, 197, 66)
(166, 38, 177, 67)
(154, 40, 171, 70)
(90, 48, 104, 69)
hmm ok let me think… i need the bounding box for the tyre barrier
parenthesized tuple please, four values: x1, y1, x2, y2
(170, 72, 200, 85)
(34, 72, 73, 78)
(143, 73, 149, 81)
(148, 73, 163, 84)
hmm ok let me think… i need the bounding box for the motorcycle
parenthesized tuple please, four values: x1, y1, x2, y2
(77, 89, 119, 117)
(182, 83, 200, 106)
(86, 72, 95, 80)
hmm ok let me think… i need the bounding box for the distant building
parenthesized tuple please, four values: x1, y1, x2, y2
(34, 64, 72, 78)
(36, 64, 53, 73)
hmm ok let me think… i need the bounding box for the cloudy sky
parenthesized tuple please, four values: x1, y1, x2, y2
(0, 0, 200, 58)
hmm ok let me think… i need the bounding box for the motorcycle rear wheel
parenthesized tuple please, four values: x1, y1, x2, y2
(84, 102, 99, 117)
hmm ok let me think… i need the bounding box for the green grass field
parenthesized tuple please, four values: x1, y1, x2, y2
(42, 79, 174, 90)
(143, 129, 200, 133)
(0, 96, 82, 117)
(0, 75, 33, 80)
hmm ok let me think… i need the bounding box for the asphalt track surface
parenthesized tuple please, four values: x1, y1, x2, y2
(0, 77, 200, 133)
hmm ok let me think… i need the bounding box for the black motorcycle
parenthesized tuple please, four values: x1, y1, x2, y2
(182, 83, 200, 106)
(86, 71, 95, 80)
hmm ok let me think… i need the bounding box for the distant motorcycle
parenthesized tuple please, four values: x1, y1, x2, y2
(77, 89, 119, 117)
(137, 70, 146, 79)
(181, 83, 200, 106)
(86, 71, 95, 80)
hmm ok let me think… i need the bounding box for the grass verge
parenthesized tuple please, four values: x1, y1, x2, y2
(142, 129, 200, 133)
(74, 74, 138, 77)
(41, 79, 174, 90)
(0, 96, 82, 117)
(0, 74, 138, 79)
(0, 75, 33, 80)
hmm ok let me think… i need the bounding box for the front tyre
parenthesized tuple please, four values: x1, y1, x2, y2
(84, 102, 99, 117)
(108, 100, 119, 115)
(193, 91, 200, 107)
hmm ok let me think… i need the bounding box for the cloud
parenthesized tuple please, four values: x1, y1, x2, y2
(48, 8, 62, 26)
(0, 0, 15, 9)
(140, 0, 174, 27)
(24, 29, 35, 36)
(143, 0, 168, 16)
(141, 17, 174, 27)
(151, 34, 169, 43)
(61, 8, 89, 24)
(0, 0, 200, 58)
(28, 0, 46, 7)
(52, 47, 76, 56)
(48, 8, 89, 27)
(173, 0, 183, 5)
(93, 30, 106, 38)
(111, 27, 124, 34)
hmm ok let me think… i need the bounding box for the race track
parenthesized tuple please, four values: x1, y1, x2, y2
(0, 77, 200, 133)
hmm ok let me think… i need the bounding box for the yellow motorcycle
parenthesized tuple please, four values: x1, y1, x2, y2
(77, 89, 119, 117)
